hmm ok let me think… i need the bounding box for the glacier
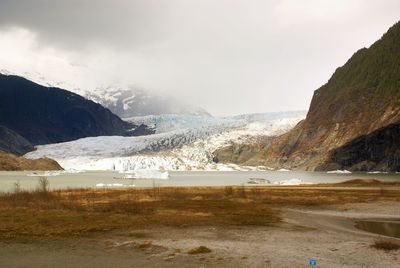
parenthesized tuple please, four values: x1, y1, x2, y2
(25, 111, 306, 171)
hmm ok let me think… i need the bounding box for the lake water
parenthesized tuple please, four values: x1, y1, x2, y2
(0, 170, 399, 192)
(356, 220, 400, 238)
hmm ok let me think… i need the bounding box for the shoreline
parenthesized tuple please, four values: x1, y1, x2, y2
(0, 170, 400, 193)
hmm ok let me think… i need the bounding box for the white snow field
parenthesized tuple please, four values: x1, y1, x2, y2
(25, 111, 305, 171)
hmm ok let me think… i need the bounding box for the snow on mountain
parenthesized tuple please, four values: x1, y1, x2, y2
(0, 69, 81, 92)
(25, 111, 306, 171)
(0, 69, 210, 117)
(86, 86, 211, 118)
(2, 69, 306, 171)
(127, 110, 304, 133)
(126, 114, 237, 134)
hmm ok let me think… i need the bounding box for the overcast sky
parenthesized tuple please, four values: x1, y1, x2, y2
(0, 0, 399, 116)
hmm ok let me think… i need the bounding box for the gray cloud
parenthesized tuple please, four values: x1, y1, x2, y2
(0, 0, 172, 50)
(0, 0, 399, 115)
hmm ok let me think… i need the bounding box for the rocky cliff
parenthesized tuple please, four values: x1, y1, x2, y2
(263, 21, 400, 171)
(214, 21, 400, 171)
(264, 22, 400, 171)
(212, 136, 275, 166)
(318, 124, 400, 172)
(0, 125, 34, 155)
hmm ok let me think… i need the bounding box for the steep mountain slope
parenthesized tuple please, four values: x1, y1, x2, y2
(0, 125, 34, 155)
(212, 136, 276, 166)
(262, 21, 400, 171)
(321, 124, 400, 171)
(0, 74, 153, 146)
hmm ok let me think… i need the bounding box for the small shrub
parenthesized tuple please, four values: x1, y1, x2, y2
(151, 180, 161, 198)
(187, 246, 212, 254)
(238, 184, 247, 198)
(37, 177, 50, 193)
(137, 241, 153, 250)
(372, 240, 400, 251)
(13, 181, 21, 194)
(224, 186, 233, 196)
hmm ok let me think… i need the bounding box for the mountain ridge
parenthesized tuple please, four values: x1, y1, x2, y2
(0, 125, 34, 155)
(262, 21, 400, 171)
(212, 21, 400, 172)
(0, 74, 153, 148)
(0, 69, 211, 118)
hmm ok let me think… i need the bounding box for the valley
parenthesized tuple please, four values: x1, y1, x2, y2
(0, 6, 399, 268)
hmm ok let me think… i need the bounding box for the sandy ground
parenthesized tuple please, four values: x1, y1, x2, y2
(1, 200, 399, 268)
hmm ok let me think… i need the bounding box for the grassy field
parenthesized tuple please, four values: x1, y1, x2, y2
(0, 180, 399, 239)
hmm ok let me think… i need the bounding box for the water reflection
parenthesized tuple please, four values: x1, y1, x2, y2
(356, 220, 400, 238)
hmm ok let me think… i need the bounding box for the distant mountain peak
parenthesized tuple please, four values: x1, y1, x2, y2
(84, 86, 211, 118)
(0, 69, 211, 118)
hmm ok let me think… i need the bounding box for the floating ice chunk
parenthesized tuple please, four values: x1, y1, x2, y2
(26, 173, 41, 177)
(327, 170, 352, 174)
(119, 169, 169, 179)
(273, 178, 307, 185)
(95, 183, 124, 187)
(215, 165, 237, 171)
(65, 169, 85, 173)
(27, 171, 63, 177)
(277, 168, 290, 172)
(247, 178, 271, 185)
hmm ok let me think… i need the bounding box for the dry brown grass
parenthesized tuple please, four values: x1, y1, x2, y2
(320, 179, 400, 187)
(0, 186, 399, 239)
(187, 246, 212, 254)
(371, 240, 400, 251)
(0, 152, 63, 171)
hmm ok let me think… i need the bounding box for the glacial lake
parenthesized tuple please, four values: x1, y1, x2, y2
(0, 170, 400, 192)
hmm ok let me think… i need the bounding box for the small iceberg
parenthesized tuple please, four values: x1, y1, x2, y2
(113, 174, 136, 180)
(27, 171, 63, 177)
(255, 166, 273, 171)
(215, 164, 237, 171)
(327, 170, 352, 174)
(118, 169, 169, 180)
(273, 178, 307, 185)
(95, 183, 125, 188)
(65, 169, 86, 174)
(277, 168, 290, 172)
(246, 178, 271, 185)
